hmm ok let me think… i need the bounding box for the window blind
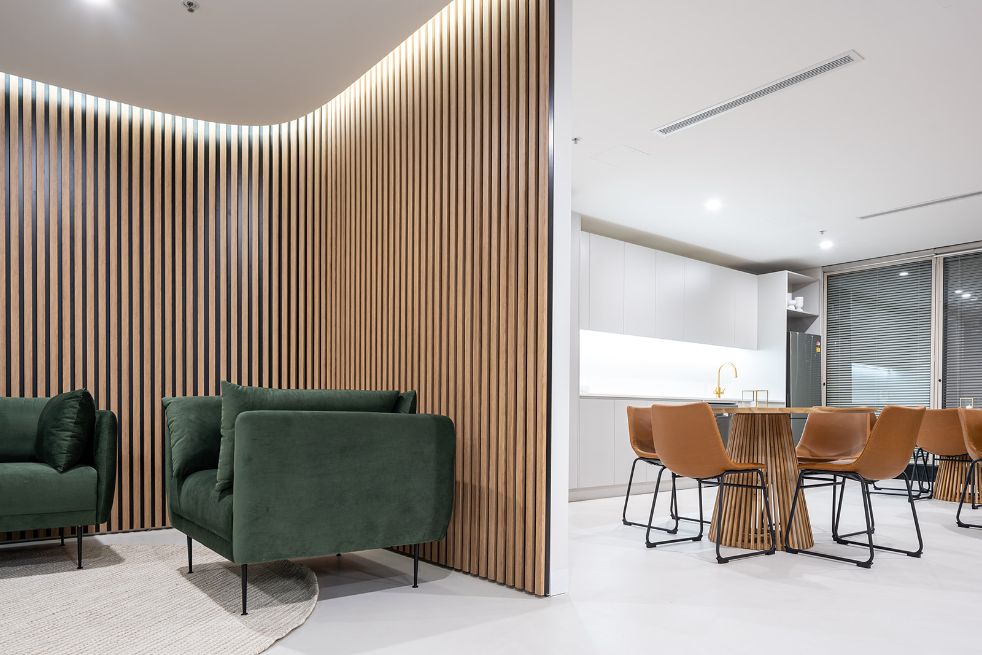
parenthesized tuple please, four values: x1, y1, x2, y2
(825, 260, 933, 408)
(943, 252, 982, 408)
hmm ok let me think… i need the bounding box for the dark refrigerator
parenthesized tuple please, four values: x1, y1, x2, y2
(788, 332, 822, 442)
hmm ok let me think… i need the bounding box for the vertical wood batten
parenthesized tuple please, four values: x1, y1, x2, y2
(0, 0, 551, 597)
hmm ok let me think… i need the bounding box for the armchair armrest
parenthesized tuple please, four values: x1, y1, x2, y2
(232, 410, 455, 564)
(92, 410, 118, 524)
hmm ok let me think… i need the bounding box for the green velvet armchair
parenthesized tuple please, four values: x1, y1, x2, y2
(0, 397, 118, 568)
(162, 387, 456, 615)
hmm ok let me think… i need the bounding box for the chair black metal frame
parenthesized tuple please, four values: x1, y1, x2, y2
(870, 448, 932, 499)
(786, 470, 923, 568)
(644, 467, 776, 564)
(623, 456, 713, 533)
(956, 457, 982, 529)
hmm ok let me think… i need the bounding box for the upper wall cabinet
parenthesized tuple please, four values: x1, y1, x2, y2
(586, 234, 625, 333)
(623, 243, 657, 338)
(580, 232, 757, 349)
(733, 273, 759, 349)
(655, 252, 686, 341)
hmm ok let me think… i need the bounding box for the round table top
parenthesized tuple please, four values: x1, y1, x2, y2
(711, 406, 877, 415)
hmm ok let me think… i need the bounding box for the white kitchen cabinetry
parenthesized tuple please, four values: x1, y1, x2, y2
(654, 251, 686, 341)
(577, 397, 645, 489)
(580, 231, 758, 349)
(579, 233, 590, 329)
(623, 243, 657, 338)
(587, 234, 625, 334)
(733, 272, 758, 349)
(683, 259, 733, 347)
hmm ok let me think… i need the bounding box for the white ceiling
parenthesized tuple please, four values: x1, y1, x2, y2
(572, 0, 982, 272)
(0, 0, 448, 125)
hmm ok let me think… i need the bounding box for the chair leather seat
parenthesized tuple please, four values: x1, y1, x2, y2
(798, 457, 859, 472)
(634, 447, 659, 461)
(0, 462, 97, 515)
(728, 461, 766, 471)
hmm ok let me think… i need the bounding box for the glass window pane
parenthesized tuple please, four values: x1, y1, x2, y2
(825, 260, 933, 408)
(943, 252, 982, 408)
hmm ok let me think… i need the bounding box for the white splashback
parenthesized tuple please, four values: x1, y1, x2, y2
(579, 329, 785, 401)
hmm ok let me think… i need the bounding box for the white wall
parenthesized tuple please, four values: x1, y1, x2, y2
(580, 330, 785, 401)
(548, 0, 573, 598)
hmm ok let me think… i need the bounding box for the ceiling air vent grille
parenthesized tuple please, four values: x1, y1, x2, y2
(857, 190, 982, 220)
(654, 50, 863, 136)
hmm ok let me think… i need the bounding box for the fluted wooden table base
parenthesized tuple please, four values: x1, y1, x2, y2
(709, 414, 814, 550)
(933, 455, 982, 502)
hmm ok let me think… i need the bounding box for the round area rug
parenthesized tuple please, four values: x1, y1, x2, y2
(0, 542, 317, 655)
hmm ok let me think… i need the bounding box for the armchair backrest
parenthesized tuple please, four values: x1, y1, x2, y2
(0, 397, 47, 462)
(0, 396, 109, 467)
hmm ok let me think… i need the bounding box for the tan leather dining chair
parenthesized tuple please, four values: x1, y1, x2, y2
(956, 408, 982, 528)
(796, 409, 875, 464)
(623, 406, 710, 536)
(872, 409, 965, 499)
(786, 406, 926, 568)
(623, 406, 675, 533)
(649, 402, 775, 563)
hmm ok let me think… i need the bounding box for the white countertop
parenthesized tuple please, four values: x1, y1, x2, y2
(579, 391, 747, 403)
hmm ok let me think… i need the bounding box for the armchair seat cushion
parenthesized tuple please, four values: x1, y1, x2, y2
(0, 462, 96, 516)
(178, 469, 233, 541)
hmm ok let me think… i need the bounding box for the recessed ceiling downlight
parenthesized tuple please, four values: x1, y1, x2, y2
(819, 239, 834, 250)
(84, 0, 111, 6)
(704, 198, 723, 212)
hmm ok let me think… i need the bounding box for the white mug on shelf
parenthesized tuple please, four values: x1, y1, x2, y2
(794, 297, 804, 311)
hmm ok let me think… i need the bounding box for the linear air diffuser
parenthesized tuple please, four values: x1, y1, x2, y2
(654, 50, 863, 136)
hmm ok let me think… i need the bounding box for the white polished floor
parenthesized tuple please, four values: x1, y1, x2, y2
(100, 484, 982, 654)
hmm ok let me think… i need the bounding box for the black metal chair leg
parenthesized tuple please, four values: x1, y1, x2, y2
(241, 564, 248, 616)
(621, 458, 642, 526)
(902, 472, 924, 557)
(956, 459, 982, 529)
(187, 536, 193, 574)
(714, 473, 727, 563)
(60, 527, 65, 546)
(785, 472, 806, 554)
(412, 544, 420, 588)
(810, 471, 921, 566)
(788, 473, 876, 567)
(857, 482, 876, 568)
(715, 471, 775, 563)
(757, 470, 777, 555)
(644, 468, 697, 548)
(76, 527, 83, 569)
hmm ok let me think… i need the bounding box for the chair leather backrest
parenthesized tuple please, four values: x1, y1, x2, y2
(796, 410, 873, 461)
(852, 406, 926, 481)
(959, 408, 982, 461)
(917, 409, 967, 457)
(649, 402, 733, 479)
(626, 405, 656, 458)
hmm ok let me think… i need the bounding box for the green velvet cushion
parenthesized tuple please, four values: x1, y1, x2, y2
(178, 469, 233, 542)
(215, 382, 401, 492)
(162, 396, 222, 480)
(0, 396, 47, 462)
(0, 462, 97, 515)
(395, 391, 418, 414)
(34, 389, 95, 472)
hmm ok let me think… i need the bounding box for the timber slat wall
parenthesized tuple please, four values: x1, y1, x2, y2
(0, 0, 551, 596)
(322, 0, 550, 594)
(0, 75, 326, 539)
